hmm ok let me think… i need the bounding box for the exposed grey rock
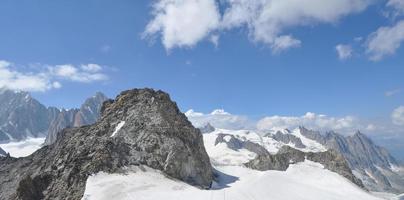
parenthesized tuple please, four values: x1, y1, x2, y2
(0, 89, 107, 144)
(299, 126, 404, 193)
(0, 88, 213, 200)
(245, 145, 364, 188)
(45, 92, 108, 145)
(214, 133, 269, 156)
(266, 131, 306, 149)
(0, 89, 54, 141)
(199, 123, 215, 133)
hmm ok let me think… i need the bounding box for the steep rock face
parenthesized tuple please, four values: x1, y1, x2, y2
(73, 92, 108, 127)
(0, 89, 213, 200)
(245, 145, 364, 188)
(266, 130, 306, 149)
(45, 93, 108, 145)
(0, 90, 54, 141)
(198, 123, 215, 133)
(214, 133, 269, 156)
(299, 127, 404, 193)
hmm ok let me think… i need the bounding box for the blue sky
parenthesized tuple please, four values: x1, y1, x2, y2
(0, 1, 404, 158)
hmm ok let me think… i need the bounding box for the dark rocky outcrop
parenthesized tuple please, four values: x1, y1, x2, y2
(45, 92, 108, 145)
(0, 89, 213, 200)
(199, 123, 215, 134)
(299, 126, 404, 193)
(245, 146, 364, 188)
(215, 133, 269, 156)
(266, 130, 306, 149)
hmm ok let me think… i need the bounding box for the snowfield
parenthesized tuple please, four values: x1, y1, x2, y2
(0, 137, 45, 157)
(82, 128, 386, 200)
(82, 161, 381, 200)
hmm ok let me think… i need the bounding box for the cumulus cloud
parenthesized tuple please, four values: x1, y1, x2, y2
(0, 60, 109, 92)
(392, 106, 404, 126)
(185, 109, 253, 130)
(366, 20, 404, 61)
(387, 0, 404, 16)
(50, 64, 108, 83)
(145, 0, 375, 52)
(336, 44, 353, 60)
(143, 0, 220, 50)
(256, 112, 378, 135)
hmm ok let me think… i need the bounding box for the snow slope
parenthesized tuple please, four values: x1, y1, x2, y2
(0, 137, 45, 157)
(83, 161, 381, 200)
(82, 128, 384, 200)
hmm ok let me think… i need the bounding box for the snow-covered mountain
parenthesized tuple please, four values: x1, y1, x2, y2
(0, 89, 58, 141)
(298, 127, 404, 194)
(82, 126, 382, 200)
(0, 89, 401, 199)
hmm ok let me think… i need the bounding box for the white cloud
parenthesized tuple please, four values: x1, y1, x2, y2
(81, 64, 103, 73)
(144, 0, 375, 52)
(143, 0, 220, 50)
(271, 35, 302, 53)
(50, 64, 108, 83)
(0, 60, 109, 92)
(0, 61, 57, 92)
(222, 0, 373, 51)
(366, 20, 404, 61)
(336, 44, 353, 60)
(387, 0, 404, 15)
(210, 34, 220, 47)
(385, 89, 401, 97)
(392, 106, 404, 126)
(256, 112, 373, 134)
(185, 109, 253, 130)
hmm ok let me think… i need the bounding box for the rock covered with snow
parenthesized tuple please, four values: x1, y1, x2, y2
(299, 126, 404, 193)
(266, 130, 306, 149)
(0, 88, 213, 199)
(245, 145, 364, 188)
(198, 123, 215, 133)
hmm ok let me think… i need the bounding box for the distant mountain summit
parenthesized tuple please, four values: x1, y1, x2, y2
(299, 127, 404, 193)
(0, 89, 107, 144)
(0, 89, 58, 141)
(0, 88, 212, 199)
(45, 92, 108, 145)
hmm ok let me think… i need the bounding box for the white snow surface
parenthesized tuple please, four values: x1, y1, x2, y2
(82, 128, 384, 200)
(289, 128, 328, 152)
(83, 161, 381, 200)
(111, 121, 125, 137)
(0, 137, 45, 157)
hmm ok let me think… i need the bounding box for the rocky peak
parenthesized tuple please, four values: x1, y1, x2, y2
(299, 126, 404, 193)
(0, 88, 213, 199)
(0, 89, 51, 141)
(45, 92, 108, 145)
(199, 123, 215, 133)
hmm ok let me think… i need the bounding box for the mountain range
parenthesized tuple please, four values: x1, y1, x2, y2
(0, 89, 108, 145)
(0, 88, 403, 199)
